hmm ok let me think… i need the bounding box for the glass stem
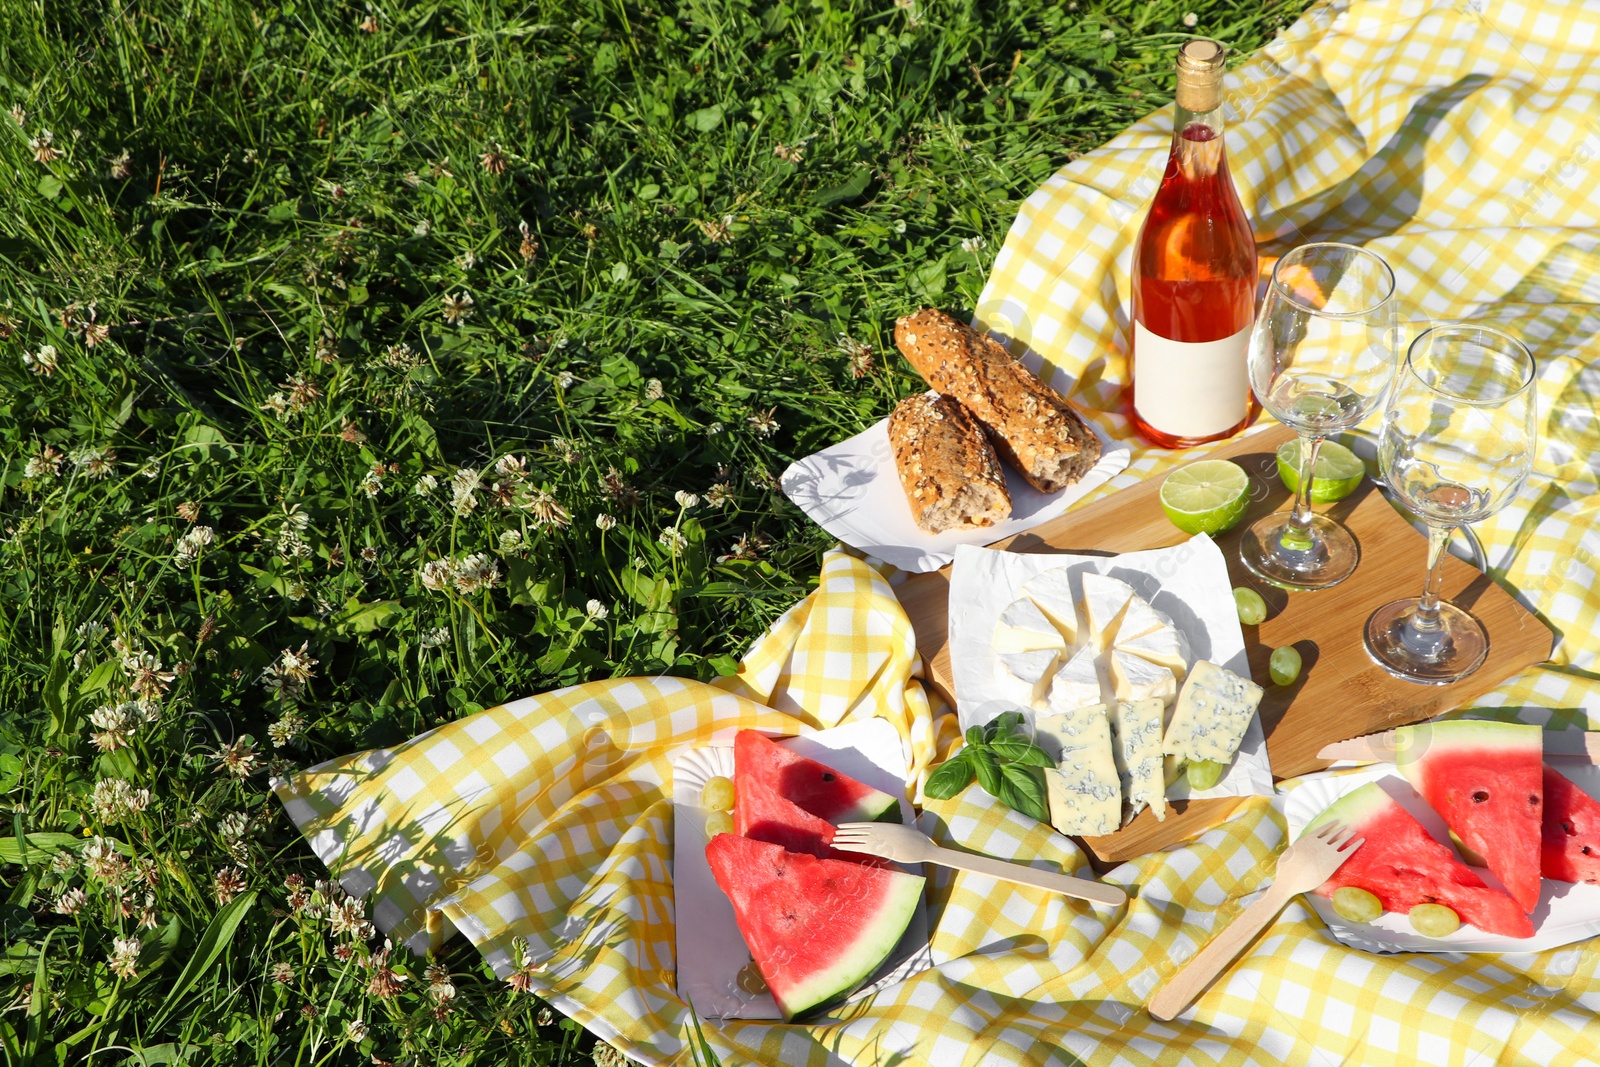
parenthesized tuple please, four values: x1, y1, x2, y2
(1412, 523, 1453, 635)
(1280, 434, 1324, 551)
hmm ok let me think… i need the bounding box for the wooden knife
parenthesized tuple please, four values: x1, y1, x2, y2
(1319, 729, 1600, 764)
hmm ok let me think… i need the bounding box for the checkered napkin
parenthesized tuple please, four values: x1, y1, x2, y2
(279, 0, 1600, 1061)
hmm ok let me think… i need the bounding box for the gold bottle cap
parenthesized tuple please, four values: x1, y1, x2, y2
(1175, 39, 1226, 112)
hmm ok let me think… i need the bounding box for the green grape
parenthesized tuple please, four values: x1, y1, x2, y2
(1269, 645, 1303, 686)
(1185, 760, 1227, 790)
(1331, 886, 1383, 924)
(1233, 587, 1267, 626)
(701, 776, 736, 812)
(703, 810, 734, 837)
(1408, 903, 1461, 938)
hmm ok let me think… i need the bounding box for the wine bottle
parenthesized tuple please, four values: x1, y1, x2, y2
(1128, 39, 1258, 448)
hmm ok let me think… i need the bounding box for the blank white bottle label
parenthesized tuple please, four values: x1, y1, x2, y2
(1133, 321, 1252, 439)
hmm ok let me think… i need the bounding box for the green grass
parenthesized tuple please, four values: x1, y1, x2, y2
(0, 0, 1311, 1061)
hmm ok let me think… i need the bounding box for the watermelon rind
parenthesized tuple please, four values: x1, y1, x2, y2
(734, 731, 903, 825)
(1394, 719, 1543, 914)
(704, 834, 925, 1020)
(1307, 780, 1534, 938)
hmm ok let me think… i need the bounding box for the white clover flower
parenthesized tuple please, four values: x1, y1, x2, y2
(450, 468, 480, 515)
(53, 887, 87, 915)
(108, 936, 142, 979)
(419, 559, 456, 592)
(172, 525, 215, 566)
(586, 599, 609, 620)
(707, 421, 724, 435)
(441, 291, 474, 324)
(22, 344, 58, 376)
(452, 553, 501, 594)
(674, 490, 699, 509)
(89, 778, 152, 823)
(644, 378, 664, 401)
(595, 513, 617, 531)
(556, 370, 575, 389)
(704, 483, 732, 508)
(747, 409, 779, 437)
(658, 526, 688, 553)
(524, 489, 571, 528)
(499, 529, 525, 551)
(960, 235, 986, 254)
(413, 473, 438, 496)
(412, 219, 432, 237)
(419, 626, 450, 648)
(1182, 11, 1198, 26)
(268, 711, 307, 748)
(345, 1018, 369, 1042)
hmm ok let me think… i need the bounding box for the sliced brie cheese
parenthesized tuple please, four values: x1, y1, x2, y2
(1080, 573, 1136, 650)
(1115, 594, 1172, 645)
(1109, 648, 1178, 705)
(1109, 699, 1166, 822)
(998, 648, 1060, 707)
(1116, 619, 1191, 679)
(1163, 659, 1264, 765)
(1038, 705, 1120, 837)
(1045, 644, 1105, 715)
(992, 597, 1067, 656)
(1020, 567, 1080, 648)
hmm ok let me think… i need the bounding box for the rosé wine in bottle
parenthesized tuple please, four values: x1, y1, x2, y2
(1128, 39, 1257, 448)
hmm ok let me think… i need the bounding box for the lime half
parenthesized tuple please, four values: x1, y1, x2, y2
(1276, 439, 1365, 503)
(1160, 460, 1251, 535)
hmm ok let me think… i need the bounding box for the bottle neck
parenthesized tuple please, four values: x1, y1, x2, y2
(1170, 102, 1228, 180)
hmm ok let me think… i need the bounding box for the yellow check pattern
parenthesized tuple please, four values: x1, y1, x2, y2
(277, 0, 1600, 1062)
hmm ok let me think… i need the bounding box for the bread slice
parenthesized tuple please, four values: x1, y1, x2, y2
(894, 309, 1102, 494)
(888, 393, 1012, 533)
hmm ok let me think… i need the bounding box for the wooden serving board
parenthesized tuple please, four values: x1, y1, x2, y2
(897, 424, 1554, 864)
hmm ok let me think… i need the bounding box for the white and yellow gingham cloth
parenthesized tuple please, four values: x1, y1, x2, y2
(278, 0, 1600, 1061)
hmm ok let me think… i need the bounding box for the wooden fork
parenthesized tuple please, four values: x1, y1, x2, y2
(832, 821, 1128, 906)
(1147, 820, 1364, 1021)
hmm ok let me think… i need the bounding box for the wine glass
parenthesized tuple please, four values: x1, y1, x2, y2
(1240, 243, 1400, 590)
(1363, 325, 1536, 684)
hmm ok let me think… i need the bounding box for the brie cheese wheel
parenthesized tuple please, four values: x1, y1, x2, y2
(998, 648, 1060, 707)
(992, 597, 1067, 656)
(1164, 659, 1264, 765)
(1045, 645, 1105, 714)
(1109, 649, 1178, 705)
(1079, 573, 1136, 650)
(1020, 568, 1081, 648)
(1116, 620, 1190, 679)
(1109, 699, 1166, 822)
(1037, 704, 1120, 837)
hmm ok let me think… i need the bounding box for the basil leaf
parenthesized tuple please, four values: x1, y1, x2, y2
(989, 738, 1054, 768)
(965, 725, 987, 749)
(970, 745, 1003, 797)
(984, 711, 1023, 742)
(999, 764, 1049, 823)
(924, 754, 975, 800)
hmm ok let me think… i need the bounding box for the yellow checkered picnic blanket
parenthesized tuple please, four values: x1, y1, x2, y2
(277, 0, 1600, 1062)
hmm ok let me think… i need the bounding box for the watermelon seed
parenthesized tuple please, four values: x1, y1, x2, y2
(1471, 791, 1489, 803)
(822, 773, 835, 781)
(1565, 821, 1577, 836)
(1530, 795, 1540, 806)
(1584, 847, 1594, 856)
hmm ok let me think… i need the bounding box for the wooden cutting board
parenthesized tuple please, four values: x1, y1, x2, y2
(897, 424, 1554, 864)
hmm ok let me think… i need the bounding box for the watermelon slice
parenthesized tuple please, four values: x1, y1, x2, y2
(1542, 764, 1600, 885)
(1394, 720, 1544, 914)
(735, 774, 886, 866)
(705, 833, 924, 1020)
(1308, 781, 1534, 938)
(734, 731, 902, 824)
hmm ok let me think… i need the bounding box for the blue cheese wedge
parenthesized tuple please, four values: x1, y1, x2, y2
(1045, 644, 1105, 714)
(1109, 649, 1178, 705)
(998, 648, 1060, 707)
(1080, 573, 1136, 650)
(1109, 699, 1166, 822)
(1163, 660, 1264, 765)
(1020, 567, 1081, 648)
(992, 597, 1067, 655)
(1036, 704, 1121, 837)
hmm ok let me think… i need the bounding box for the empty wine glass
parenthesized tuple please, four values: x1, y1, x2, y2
(1363, 325, 1537, 684)
(1240, 243, 1400, 590)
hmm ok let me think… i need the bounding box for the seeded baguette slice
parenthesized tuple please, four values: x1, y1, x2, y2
(894, 309, 1102, 494)
(887, 393, 1012, 533)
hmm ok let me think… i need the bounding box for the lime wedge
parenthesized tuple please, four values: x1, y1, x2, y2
(1159, 460, 1251, 535)
(1276, 440, 1365, 503)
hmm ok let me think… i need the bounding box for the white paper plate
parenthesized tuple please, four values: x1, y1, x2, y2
(779, 400, 1130, 574)
(946, 537, 1274, 802)
(1282, 764, 1600, 953)
(671, 718, 933, 1021)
